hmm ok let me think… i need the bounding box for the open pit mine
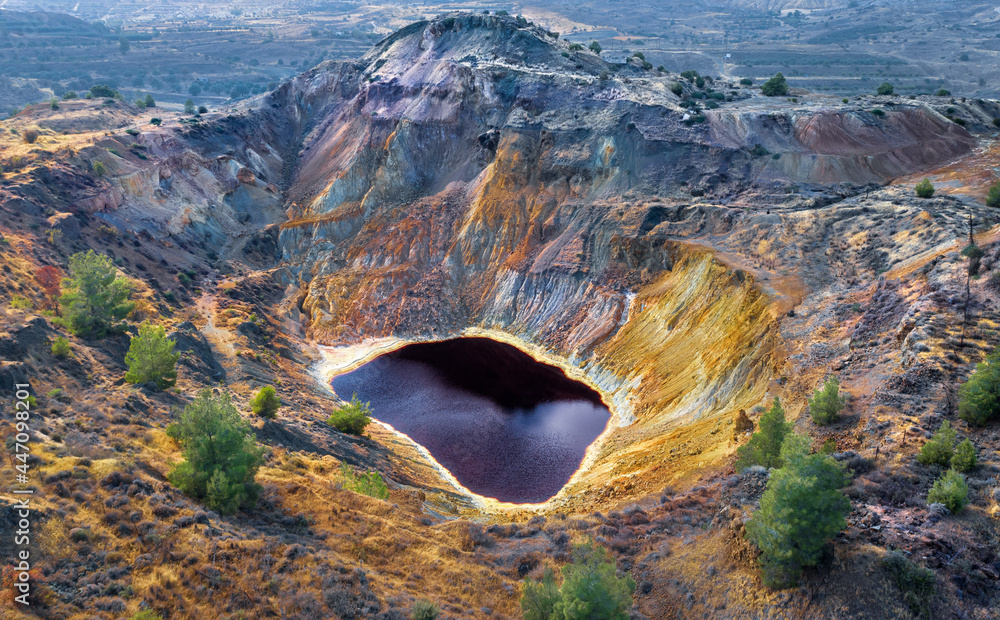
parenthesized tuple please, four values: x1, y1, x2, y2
(2, 11, 1000, 620)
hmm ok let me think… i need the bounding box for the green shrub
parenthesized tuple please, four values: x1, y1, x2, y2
(51, 336, 72, 358)
(760, 73, 788, 97)
(877, 82, 894, 95)
(959, 347, 1000, 425)
(167, 390, 265, 514)
(130, 610, 163, 620)
(144, 94, 155, 107)
(339, 462, 389, 499)
(198, 105, 208, 114)
(58, 250, 134, 338)
(327, 394, 372, 435)
(124, 321, 179, 389)
(951, 438, 976, 472)
(50, 98, 59, 110)
(62, 91, 77, 100)
(568, 43, 584, 51)
(915, 178, 935, 198)
(521, 539, 635, 620)
(740, 78, 753, 86)
(808, 376, 845, 425)
(962, 243, 984, 276)
(927, 469, 968, 513)
(745, 434, 850, 587)
(92, 160, 107, 176)
(917, 420, 956, 466)
(70, 528, 90, 542)
(871, 108, 885, 117)
(10, 295, 32, 310)
(935, 89, 951, 96)
(150, 118, 162, 126)
(881, 550, 935, 619)
(986, 181, 1000, 208)
(735, 397, 791, 471)
(522, 568, 560, 620)
(90, 84, 119, 98)
(250, 385, 281, 419)
(589, 41, 602, 54)
(670, 82, 683, 96)
(412, 600, 439, 620)
(184, 99, 195, 114)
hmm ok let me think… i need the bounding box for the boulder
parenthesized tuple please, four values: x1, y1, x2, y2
(732, 409, 754, 439)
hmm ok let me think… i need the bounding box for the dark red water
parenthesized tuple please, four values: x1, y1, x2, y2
(331, 338, 610, 503)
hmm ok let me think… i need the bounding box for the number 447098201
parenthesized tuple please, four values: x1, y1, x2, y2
(13, 384, 32, 476)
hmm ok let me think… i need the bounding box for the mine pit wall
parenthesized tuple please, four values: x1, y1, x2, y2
(475, 245, 779, 503)
(706, 107, 975, 185)
(275, 102, 786, 508)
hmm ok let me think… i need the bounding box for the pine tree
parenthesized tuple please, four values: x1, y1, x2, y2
(58, 250, 134, 338)
(206, 469, 241, 515)
(521, 539, 635, 619)
(986, 181, 1000, 208)
(735, 397, 792, 470)
(250, 385, 281, 419)
(915, 178, 935, 198)
(928, 469, 968, 513)
(124, 321, 180, 390)
(167, 390, 265, 514)
(808, 376, 846, 425)
(761, 73, 789, 96)
(917, 420, 956, 466)
(959, 347, 1000, 425)
(745, 434, 851, 587)
(327, 394, 372, 435)
(951, 438, 976, 472)
(521, 568, 559, 620)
